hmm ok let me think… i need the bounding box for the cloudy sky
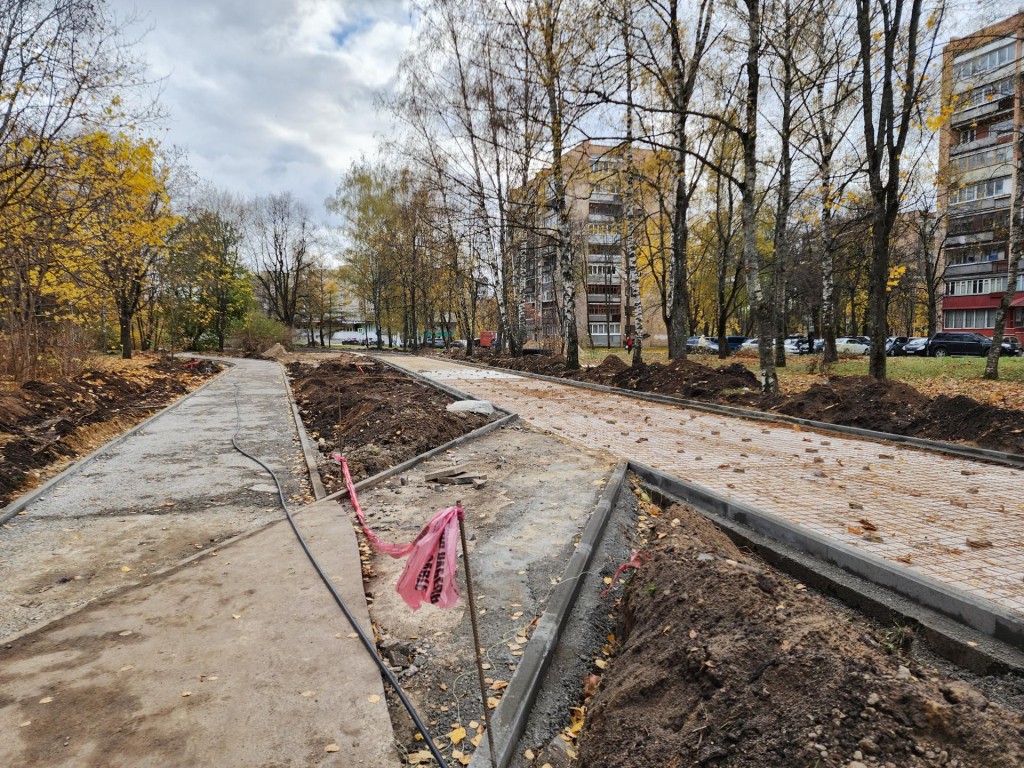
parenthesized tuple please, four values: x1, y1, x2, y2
(111, 0, 414, 221)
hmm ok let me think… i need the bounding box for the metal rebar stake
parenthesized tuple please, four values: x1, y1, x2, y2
(457, 502, 497, 768)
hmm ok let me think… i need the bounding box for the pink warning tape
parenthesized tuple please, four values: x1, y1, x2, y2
(601, 550, 651, 596)
(335, 454, 462, 610)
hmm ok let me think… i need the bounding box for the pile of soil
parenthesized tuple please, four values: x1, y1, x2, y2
(486, 353, 569, 376)
(606, 358, 760, 400)
(0, 357, 220, 507)
(773, 377, 1024, 455)
(286, 359, 492, 490)
(773, 376, 929, 435)
(580, 504, 1024, 768)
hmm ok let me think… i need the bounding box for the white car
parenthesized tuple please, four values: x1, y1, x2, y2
(835, 337, 870, 355)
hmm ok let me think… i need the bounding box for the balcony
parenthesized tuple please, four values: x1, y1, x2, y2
(588, 232, 619, 245)
(950, 135, 999, 156)
(588, 252, 619, 263)
(589, 314, 622, 323)
(951, 100, 1010, 128)
(948, 195, 1011, 216)
(944, 262, 994, 277)
(587, 275, 620, 285)
(945, 231, 994, 247)
(587, 293, 620, 303)
(591, 191, 621, 203)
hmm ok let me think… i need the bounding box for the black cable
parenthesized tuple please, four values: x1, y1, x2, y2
(230, 387, 449, 767)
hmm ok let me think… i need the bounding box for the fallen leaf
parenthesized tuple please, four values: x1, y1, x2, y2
(449, 726, 467, 745)
(859, 518, 878, 532)
(487, 696, 500, 709)
(19, 721, 30, 727)
(525, 749, 535, 760)
(39, 697, 53, 704)
(489, 680, 508, 691)
(120, 566, 132, 573)
(594, 658, 608, 670)
(325, 743, 340, 753)
(301, 690, 316, 697)
(368, 694, 381, 703)
(118, 665, 134, 672)
(181, 691, 191, 698)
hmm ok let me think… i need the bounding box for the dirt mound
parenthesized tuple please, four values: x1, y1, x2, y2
(919, 395, 1024, 455)
(261, 342, 288, 360)
(581, 504, 1024, 768)
(286, 360, 492, 489)
(486, 353, 567, 376)
(0, 357, 220, 507)
(574, 354, 631, 385)
(604, 358, 760, 400)
(773, 375, 929, 434)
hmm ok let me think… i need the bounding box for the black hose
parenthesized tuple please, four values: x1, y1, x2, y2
(230, 388, 449, 767)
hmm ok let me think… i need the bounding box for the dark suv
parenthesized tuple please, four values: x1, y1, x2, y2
(926, 332, 992, 357)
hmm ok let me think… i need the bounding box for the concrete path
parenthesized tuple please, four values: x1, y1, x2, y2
(0, 358, 398, 766)
(382, 356, 1024, 622)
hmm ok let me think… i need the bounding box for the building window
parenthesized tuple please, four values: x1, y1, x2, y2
(588, 264, 618, 277)
(958, 126, 976, 145)
(944, 308, 996, 329)
(949, 176, 1009, 206)
(953, 43, 1015, 80)
(945, 276, 1007, 296)
(952, 145, 1012, 172)
(947, 246, 1005, 266)
(589, 323, 621, 336)
(1015, 308, 1024, 327)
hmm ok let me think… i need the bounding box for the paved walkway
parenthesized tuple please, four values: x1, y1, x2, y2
(0, 358, 397, 767)
(384, 356, 1024, 620)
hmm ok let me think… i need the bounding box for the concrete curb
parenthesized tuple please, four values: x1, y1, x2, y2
(0, 360, 235, 526)
(469, 462, 629, 768)
(628, 460, 1024, 653)
(453, 358, 1024, 470)
(277, 362, 328, 500)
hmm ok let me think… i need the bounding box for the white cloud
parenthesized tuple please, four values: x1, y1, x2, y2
(111, 0, 412, 221)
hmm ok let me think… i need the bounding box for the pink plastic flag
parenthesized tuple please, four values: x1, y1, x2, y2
(335, 454, 463, 610)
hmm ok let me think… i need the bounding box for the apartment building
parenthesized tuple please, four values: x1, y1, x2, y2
(940, 13, 1024, 337)
(521, 141, 663, 348)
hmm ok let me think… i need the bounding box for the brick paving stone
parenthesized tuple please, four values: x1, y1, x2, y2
(387, 356, 1024, 619)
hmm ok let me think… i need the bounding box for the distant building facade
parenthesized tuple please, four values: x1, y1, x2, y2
(939, 13, 1024, 337)
(520, 141, 666, 349)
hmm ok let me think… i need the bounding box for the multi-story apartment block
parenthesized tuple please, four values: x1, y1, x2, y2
(940, 13, 1024, 338)
(521, 141, 664, 349)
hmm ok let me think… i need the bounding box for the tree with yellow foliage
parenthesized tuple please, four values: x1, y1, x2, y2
(71, 132, 178, 359)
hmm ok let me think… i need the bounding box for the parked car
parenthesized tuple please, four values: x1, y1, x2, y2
(886, 336, 910, 356)
(835, 337, 870, 355)
(739, 338, 760, 352)
(927, 332, 992, 357)
(784, 335, 809, 355)
(903, 337, 928, 356)
(1001, 335, 1022, 357)
(725, 335, 748, 351)
(685, 335, 719, 353)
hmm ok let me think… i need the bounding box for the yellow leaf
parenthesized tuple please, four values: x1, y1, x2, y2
(489, 680, 508, 691)
(325, 744, 340, 753)
(449, 726, 467, 745)
(487, 696, 500, 709)
(368, 694, 381, 703)
(180, 691, 191, 697)
(524, 749, 535, 759)
(594, 658, 608, 669)
(38, 697, 53, 704)
(120, 566, 132, 572)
